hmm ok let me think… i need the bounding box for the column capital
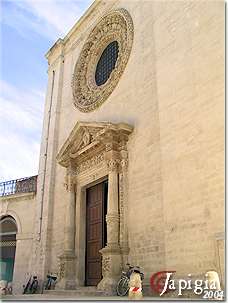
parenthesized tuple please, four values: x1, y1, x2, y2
(64, 167, 76, 192)
(120, 158, 128, 171)
(106, 159, 120, 172)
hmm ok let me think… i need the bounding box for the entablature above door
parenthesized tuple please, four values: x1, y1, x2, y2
(56, 121, 133, 178)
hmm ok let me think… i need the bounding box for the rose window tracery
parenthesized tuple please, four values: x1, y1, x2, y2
(72, 9, 134, 112)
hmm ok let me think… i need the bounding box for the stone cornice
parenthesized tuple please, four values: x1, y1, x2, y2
(56, 121, 133, 168)
(45, 38, 64, 66)
(16, 233, 34, 240)
(45, 0, 102, 63)
(0, 192, 36, 203)
(64, 0, 102, 45)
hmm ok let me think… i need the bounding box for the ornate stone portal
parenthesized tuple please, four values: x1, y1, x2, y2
(56, 121, 133, 292)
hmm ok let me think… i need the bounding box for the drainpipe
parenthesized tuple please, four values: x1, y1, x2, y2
(38, 70, 55, 240)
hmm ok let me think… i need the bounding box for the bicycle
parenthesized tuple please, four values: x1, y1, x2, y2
(116, 263, 144, 296)
(43, 273, 57, 291)
(23, 276, 39, 294)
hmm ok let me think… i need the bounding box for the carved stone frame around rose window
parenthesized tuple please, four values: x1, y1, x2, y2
(71, 9, 134, 112)
(56, 121, 133, 293)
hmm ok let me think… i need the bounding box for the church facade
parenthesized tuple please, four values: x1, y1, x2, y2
(0, 0, 225, 297)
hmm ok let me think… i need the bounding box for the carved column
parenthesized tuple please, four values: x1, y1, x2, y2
(119, 158, 130, 265)
(106, 159, 120, 246)
(57, 165, 76, 290)
(98, 159, 122, 294)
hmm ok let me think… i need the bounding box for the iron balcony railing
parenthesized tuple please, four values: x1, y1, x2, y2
(0, 175, 37, 197)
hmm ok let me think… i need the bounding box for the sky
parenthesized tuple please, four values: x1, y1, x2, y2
(0, 0, 93, 181)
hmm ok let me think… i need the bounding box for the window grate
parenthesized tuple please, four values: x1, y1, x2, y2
(0, 241, 16, 247)
(95, 41, 119, 86)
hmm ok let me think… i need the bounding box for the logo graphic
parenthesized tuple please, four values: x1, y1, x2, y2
(150, 271, 224, 299)
(150, 271, 176, 295)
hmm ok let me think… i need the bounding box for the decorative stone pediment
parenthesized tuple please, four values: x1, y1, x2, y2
(56, 121, 133, 169)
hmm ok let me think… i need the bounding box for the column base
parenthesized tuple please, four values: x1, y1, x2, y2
(97, 245, 122, 294)
(56, 252, 76, 290)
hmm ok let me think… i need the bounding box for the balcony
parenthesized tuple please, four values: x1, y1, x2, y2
(0, 176, 37, 197)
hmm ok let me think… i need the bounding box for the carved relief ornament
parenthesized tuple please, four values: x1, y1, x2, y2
(64, 168, 76, 192)
(107, 159, 120, 172)
(102, 256, 111, 274)
(57, 122, 133, 181)
(71, 9, 134, 112)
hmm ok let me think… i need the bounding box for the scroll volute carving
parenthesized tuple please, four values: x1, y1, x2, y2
(70, 128, 93, 159)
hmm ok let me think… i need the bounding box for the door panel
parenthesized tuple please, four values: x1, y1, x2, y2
(86, 182, 106, 286)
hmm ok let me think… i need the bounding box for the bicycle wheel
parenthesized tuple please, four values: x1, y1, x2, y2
(23, 278, 31, 294)
(116, 277, 129, 296)
(30, 280, 39, 294)
(45, 279, 51, 290)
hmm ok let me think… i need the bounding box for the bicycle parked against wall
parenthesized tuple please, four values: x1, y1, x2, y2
(43, 273, 57, 290)
(116, 263, 144, 296)
(23, 276, 39, 294)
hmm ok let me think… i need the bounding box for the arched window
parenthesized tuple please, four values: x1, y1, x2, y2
(0, 216, 17, 282)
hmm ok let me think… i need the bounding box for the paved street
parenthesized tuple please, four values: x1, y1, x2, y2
(1, 294, 176, 301)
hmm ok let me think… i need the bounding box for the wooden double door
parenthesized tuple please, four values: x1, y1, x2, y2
(85, 180, 108, 286)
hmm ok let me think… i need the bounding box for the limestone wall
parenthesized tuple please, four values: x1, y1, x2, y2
(38, 0, 224, 290)
(152, 0, 225, 283)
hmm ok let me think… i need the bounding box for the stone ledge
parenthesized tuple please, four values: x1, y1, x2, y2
(43, 287, 107, 297)
(16, 233, 34, 240)
(0, 192, 36, 202)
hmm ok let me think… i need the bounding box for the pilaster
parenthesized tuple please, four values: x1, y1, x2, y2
(119, 158, 130, 264)
(56, 165, 77, 290)
(98, 158, 122, 293)
(31, 40, 65, 280)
